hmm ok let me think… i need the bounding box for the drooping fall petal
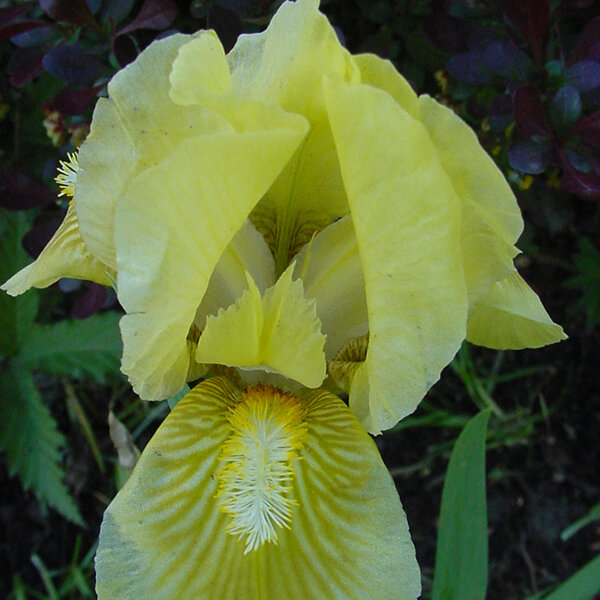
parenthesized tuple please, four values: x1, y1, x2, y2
(1, 202, 112, 295)
(418, 96, 523, 306)
(325, 78, 468, 433)
(95, 377, 421, 600)
(467, 271, 566, 349)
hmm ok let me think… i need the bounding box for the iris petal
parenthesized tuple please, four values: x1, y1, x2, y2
(116, 126, 306, 400)
(1, 202, 112, 296)
(293, 216, 368, 359)
(325, 78, 468, 433)
(467, 270, 567, 349)
(196, 265, 326, 388)
(418, 96, 523, 305)
(95, 377, 421, 600)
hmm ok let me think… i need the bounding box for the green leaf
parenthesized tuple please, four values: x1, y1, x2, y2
(0, 209, 39, 357)
(542, 554, 600, 600)
(0, 365, 84, 525)
(167, 383, 190, 410)
(565, 237, 600, 328)
(561, 501, 600, 541)
(432, 409, 491, 600)
(18, 311, 123, 382)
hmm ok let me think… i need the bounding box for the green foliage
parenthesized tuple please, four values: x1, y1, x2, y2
(541, 554, 600, 600)
(0, 212, 39, 357)
(0, 366, 83, 526)
(17, 312, 122, 382)
(0, 210, 123, 524)
(565, 237, 600, 328)
(561, 501, 600, 541)
(432, 409, 490, 600)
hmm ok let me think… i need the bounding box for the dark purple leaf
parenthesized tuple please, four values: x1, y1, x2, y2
(560, 151, 600, 197)
(0, 167, 56, 210)
(72, 283, 108, 319)
(52, 85, 103, 115)
(8, 47, 45, 86)
(39, 0, 97, 27)
(112, 34, 138, 67)
(59, 278, 82, 293)
(446, 50, 492, 85)
(0, 20, 48, 40)
(509, 140, 552, 174)
(43, 44, 106, 83)
(10, 24, 57, 47)
(564, 148, 591, 173)
(422, 13, 469, 53)
(489, 93, 514, 132)
(468, 26, 499, 51)
(0, 4, 30, 26)
(215, 0, 262, 18)
(550, 86, 582, 136)
(99, 0, 137, 26)
(565, 60, 600, 92)
(513, 84, 552, 139)
(87, 0, 102, 13)
(483, 40, 529, 80)
(502, 0, 549, 67)
(117, 0, 177, 35)
(22, 216, 62, 258)
(570, 107, 600, 148)
(207, 4, 243, 54)
(569, 16, 600, 63)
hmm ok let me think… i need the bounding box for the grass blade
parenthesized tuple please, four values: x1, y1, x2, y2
(432, 409, 491, 600)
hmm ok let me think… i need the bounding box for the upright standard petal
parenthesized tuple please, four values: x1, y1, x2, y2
(76, 33, 235, 270)
(227, 0, 359, 122)
(467, 270, 567, 349)
(418, 96, 523, 306)
(293, 216, 368, 359)
(1, 202, 112, 296)
(196, 266, 326, 388)
(116, 125, 306, 400)
(195, 220, 275, 329)
(96, 377, 421, 600)
(325, 79, 468, 433)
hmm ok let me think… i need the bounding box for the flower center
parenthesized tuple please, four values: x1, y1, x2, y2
(55, 151, 79, 198)
(215, 385, 308, 553)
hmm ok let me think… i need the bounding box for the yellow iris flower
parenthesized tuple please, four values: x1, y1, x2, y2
(2, 0, 564, 437)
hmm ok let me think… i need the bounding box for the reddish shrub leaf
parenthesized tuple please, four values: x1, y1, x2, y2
(43, 44, 106, 83)
(52, 85, 104, 115)
(7, 47, 45, 86)
(0, 20, 48, 40)
(0, 4, 31, 26)
(565, 60, 600, 92)
(72, 283, 108, 319)
(509, 140, 553, 174)
(570, 107, 600, 148)
(561, 155, 600, 197)
(502, 0, 549, 67)
(513, 84, 552, 139)
(117, 0, 177, 35)
(550, 86, 582, 137)
(39, 0, 97, 28)
(447, 50, 492, 85)
(10, 24, 57, 47)
(22, 216, 62, 258)
(569, 16, 600, 64)
(0, 167, 55, 211)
